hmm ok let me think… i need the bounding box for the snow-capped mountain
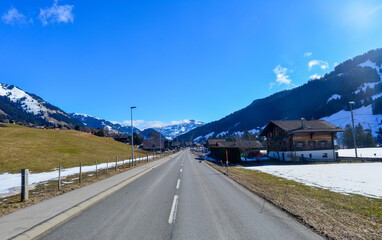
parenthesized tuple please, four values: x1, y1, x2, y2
(154, 120, 205, 139)
(0, 83, 83, 127)
(69, 113, 140, 135)
(178, 48, 382, 142)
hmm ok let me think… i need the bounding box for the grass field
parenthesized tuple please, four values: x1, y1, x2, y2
(205, 161, 382, 240)
(0, 124, 149, 174)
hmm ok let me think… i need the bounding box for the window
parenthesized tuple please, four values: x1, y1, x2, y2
(322, 153, 328, 158)
(308, 141, 316, 147)
(295, 141, 305, 148)
(319, 141, 328, 147)
(309, 153, 312, 158)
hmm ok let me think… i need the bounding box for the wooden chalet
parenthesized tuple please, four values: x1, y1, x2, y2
(259, 119, 344, 161)
(142, 138, 165, 151)
(113, 135, 130, 144)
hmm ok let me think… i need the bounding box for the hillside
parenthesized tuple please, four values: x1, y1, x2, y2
(0, 124, 147, 174)
(0, 83, 83, 127)
(178, 48, 382, 142)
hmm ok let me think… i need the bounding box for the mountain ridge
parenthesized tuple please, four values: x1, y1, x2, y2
(177, 48, 382, 142)
(0, 83, 83, 127)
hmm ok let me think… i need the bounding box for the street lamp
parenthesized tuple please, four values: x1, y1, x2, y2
(131, 106, 136, 166)
(349, 102, 358, 158)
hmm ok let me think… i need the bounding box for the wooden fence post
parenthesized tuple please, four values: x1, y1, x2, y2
(58, 164, 61, 191)
(115, 156, 118, 171)
(96, 160, 98, 178)
(21, 169, 29, 202)
(79, 162, 82, 183)
(107, 158, 109, 175)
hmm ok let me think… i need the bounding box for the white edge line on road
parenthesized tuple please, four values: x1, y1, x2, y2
(176, 179, 180, 189)
(12, 152, 182, 240)
(168, 195, 179, 224)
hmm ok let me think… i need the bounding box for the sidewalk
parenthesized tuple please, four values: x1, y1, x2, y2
(0, 152, 180, 240)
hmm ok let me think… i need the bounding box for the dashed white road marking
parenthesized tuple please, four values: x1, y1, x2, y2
(176, 179, 180, 189)
(168, 195, 179, 224)
(180, 168, 183, 173)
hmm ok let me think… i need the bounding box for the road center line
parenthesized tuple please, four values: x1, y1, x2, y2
(180, 168, 182, 173)
(176, 179, 180, 189)
(168, 195, 179, 224)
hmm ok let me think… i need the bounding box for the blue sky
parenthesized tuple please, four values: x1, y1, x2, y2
(1, 0, 382, 129)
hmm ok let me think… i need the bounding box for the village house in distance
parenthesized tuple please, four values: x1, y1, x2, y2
(259, 119, 344, 161)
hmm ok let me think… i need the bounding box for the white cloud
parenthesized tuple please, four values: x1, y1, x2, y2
(273, 65, 292, 85)
(39, 0, 74, 26)
(304, 52, 312, 57)
(309, 60, 329, 70)
(334, 62, 339, 67)
(309, 74, 322, 80)
(122, 119, 193, 130)
(1, 7, 28, 25)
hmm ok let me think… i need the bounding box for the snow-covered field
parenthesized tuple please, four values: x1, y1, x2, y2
(337, 148, 382, 158)
(0, 156, 154, 198)
(246, 163, 382, 198)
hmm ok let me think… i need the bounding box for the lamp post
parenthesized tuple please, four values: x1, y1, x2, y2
(159, 133, 162, 157)
(349, 102, 358, 158)
(131, 106, 136, 166)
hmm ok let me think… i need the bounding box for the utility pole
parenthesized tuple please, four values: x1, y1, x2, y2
(349, 102, 358, 158)
(160, 132, 162, 158)
(131, 106, 136, 166)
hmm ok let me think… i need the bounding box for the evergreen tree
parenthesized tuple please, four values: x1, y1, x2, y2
(376, 128, 382, 145)
(133, 132, 142, 145)
(343, 124, 354, 148)
(343, 123, 376, 148)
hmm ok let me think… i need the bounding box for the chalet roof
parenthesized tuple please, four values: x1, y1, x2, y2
(217, 140, 263, 149)
(259, 119, 344, 136)
(207, 139, 227, 146)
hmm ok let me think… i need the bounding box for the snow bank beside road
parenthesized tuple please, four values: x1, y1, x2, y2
(0, 156, 154, 198)
(245, 163, 382, 198)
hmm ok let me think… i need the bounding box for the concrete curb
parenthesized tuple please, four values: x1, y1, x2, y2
(11, 153, 178, 240)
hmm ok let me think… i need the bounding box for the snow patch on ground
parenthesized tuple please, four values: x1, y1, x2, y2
(337, 148, 382, 158)
(241, 156, 270, 161)
(372, 92, 382, 100)
(321, 105, 382, 136)
(217, 131, 228, 137)
(353, 82, 379, 94)
(194, 136, 203, 143)
(327, 94, 341, 103)
(233, 131, 244, 136)
(204, 132, 215, 139)
(245, 163, 382, 198)
(0, 156, 154, 198)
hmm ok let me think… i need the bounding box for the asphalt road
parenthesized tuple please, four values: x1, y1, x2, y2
(38, 150, 322, 240)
